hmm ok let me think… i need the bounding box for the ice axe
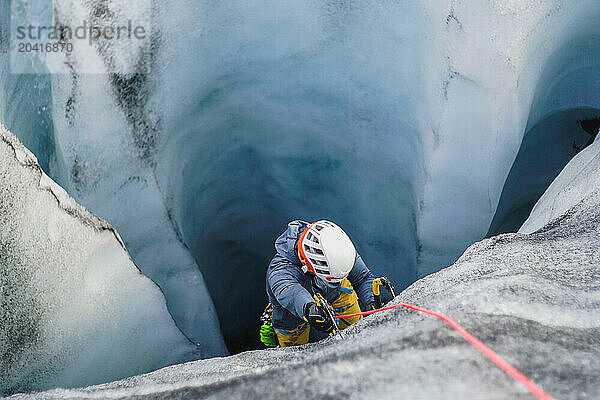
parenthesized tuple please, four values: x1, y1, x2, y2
(313, 292, 343, 339)
(372, 277, 395, 309)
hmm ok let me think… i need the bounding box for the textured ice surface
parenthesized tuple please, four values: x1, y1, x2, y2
(12, 137, 600, 399)
(41, 0, 225, 354)
(0, 125, 200, 395)
(416, 0, 600, 274)
(3, 0, 600, 351)
(488, 31, 600, 236)
(0, 2, 55, 173)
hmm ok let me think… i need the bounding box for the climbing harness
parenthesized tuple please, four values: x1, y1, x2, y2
(259, 304, 278, 347)
(335, 303, 556, 400)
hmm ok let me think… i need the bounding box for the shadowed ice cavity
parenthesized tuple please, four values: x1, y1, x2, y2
(155, 1, 426, 352)
(160, 79, 423, 353)
(489, 35, 600, 235)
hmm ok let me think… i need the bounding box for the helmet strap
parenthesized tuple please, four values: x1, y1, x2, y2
(297, 224, 316, 275)
(296, 246, 309, 274)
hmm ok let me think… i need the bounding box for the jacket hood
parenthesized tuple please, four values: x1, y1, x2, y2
(274, 220, 308, 264)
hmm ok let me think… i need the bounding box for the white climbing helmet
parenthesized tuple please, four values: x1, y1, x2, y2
(297, 220, 356, 283)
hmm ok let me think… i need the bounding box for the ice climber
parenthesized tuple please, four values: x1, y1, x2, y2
(261, 220, 392, 347)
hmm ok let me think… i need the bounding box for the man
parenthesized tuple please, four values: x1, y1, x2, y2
(264, 220, 386, 347)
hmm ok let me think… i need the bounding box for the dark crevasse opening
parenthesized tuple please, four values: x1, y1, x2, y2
(488, 35, 600, 236)
(488, 110, 598, 235)
(151, 2, 430, 353)
(161, 77, 423, 353)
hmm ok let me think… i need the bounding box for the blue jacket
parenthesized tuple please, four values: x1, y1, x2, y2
(266, 220, 375, 330)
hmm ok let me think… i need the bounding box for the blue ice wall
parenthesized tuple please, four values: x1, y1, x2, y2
(0, 0, 55, 172)
(155, 1, 425, 350)
(489, 36, 600, 235)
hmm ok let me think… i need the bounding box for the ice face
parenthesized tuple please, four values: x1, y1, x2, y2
(0, 2, 55, 173)
(0, 125, 199, 396)
(13, 132, 600, 399)
(415, 0, 600, 274)
(489, 36, 600, 236)
(12, 0, 227, 356)
(2, 0, 600, 355)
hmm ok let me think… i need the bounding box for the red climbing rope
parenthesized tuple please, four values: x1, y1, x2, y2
(336, 303, 556, 400)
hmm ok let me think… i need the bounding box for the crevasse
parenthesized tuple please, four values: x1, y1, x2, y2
(1, 0, 599, 365)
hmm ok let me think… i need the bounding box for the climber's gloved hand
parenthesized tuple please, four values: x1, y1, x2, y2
(373, 276, 396, 309)
(303, 302, 334, 333)
(378, 276, 395, 295)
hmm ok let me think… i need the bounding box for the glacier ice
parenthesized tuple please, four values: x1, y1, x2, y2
(23, 0, 426, 351)
(153, 0, 425, 350)
(2, 0, 600, 354)
(0, 1, 55, 173)
(488, 110, 596, 236)
(520, 133, 600, 234)
(0, 125, 200, 395)
(13, 127, 600, 399)
(488, 34, 600, 236)
(31, 0, 226, 355)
